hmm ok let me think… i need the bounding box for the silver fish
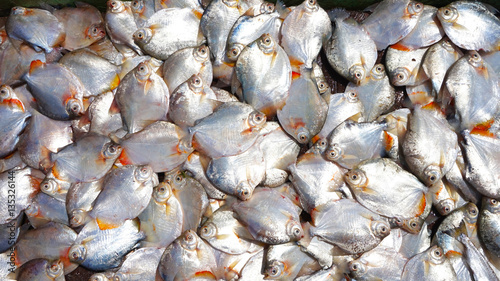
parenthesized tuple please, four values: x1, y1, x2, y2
(398, 5, 444, 49)
(401, 245, 457, 280)
(16, 259, 64, 281)
(421, 38, 462, 94)
(105, 0, 142, 55)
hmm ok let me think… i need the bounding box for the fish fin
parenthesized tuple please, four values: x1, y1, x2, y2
(451, 22, 468, 31)
(110, 74, 120, 90)
(39, 146, 54, 170)
(390, 42, 412, 52)
(96, 217, 121, 230)
(29, 60, 44, 75)
(328, 8, 350, 22)
(118, 150, 133, 166)
(191, 8, 203, 20)
(192, 271, 216, 280)
(470, 119, 495, 137)
(416, 193, 427, 216)
(108, 98, 120, 115)
(276, 0, 289, 19)
(27, 175, 43, 192)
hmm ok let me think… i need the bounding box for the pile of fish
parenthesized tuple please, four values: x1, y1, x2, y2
(0, 0, 499, 279)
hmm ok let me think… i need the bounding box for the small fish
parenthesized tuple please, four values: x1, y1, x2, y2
(0, 85, 31, 158)
(131, 0, 156, 28)
(105, 0, 142, 55)
(16, 259, 64, 281)
(6, 7, 65, 52)
(112, 247, 164, 281)
(189, 101, 266, 158)
(233, 188, 303, 244)
(361, 0, 424, 50)
(66, 179, 104, 228)
(25, 192, 69, 228)
(265, 242, 321, 280)
(280, 0, 332, 70)
(324, 8, 377, 84)
(385, 44, 429, 86)
(437, 1, 500, 51)
(23, 60, 85, 120)
(398, 5, 444, 49)
(133, 8, 205, 60)
(401, 245, 457, 280)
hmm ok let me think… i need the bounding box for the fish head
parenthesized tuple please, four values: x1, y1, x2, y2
(423, 164, 441, 186)
(133, 28, 153, 45)
(101, 141, 122, 159)
(199, 222, 217, 239)
(294, 126, 310, 144)
(436, 199, 455, 215)
(180, 230, 199, 251)
(463, 203, 479, 224)
(316, 78, 329, 94)
(153, 182, 173, 203)
(236, 182, 253, 200)
(348, 260, 367, 279)
(370, 220, 391, 239)
(10, 6, 27, 16)
(483, 197, 500, 214)
(345, 169, 368, 190)
(70, 209, 88, 228)
(131, 0, 145, 14)
(133, 165, 154, 183)
(264, 260, 285, 279)
(286, 220, 304, 240)
(437, 5, 458, 23)
(0, 85, 25, 111)
(426, 245, 446, 265)
(391, 67, 411, 86)
(193, 45, 210, 63)
(247, 110, 267, 128)
(133, 61, 152, 82)
(401, 216, 423, 234)
(46, 260, 64, 279)
(467, 51, 484, 69)
(188, 74, 204, 92)
(66, 98, 84, 118)
(257, 34, 276, 55)
(25, 203, 40, 217)
(107, 0, 126, 13)
(304, 0, 319, 13)
(69, 244, 87, 263)
(40, 178, 59, 196)
(325, 143, 343, 162)
(85, 24, 106, 41)
(260, 2, 276, 14)
(370, 64, 386, 80)
(348, 64, 366, 85)
(89, 273, 110, 281)
(407, 1, 424, 17)
(227, 43, 245, 62)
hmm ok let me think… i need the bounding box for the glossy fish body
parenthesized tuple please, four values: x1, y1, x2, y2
(310, 199, 391, 254)
(118, 121, 193, 173)
(234, 33, 291, 117)
(401, 245, 457, 280)
(18, 109, 73, 170)
(289, 145, 344, 213)
(207, 142, 265, 200)
(105, 0, 142, 55)
(138, 182, 183, 247)
(437, 1, 500, 51)
(324, 8, 377, 84)
(398, 5, 444, 49)
(169, 74, 219, 129)
(68, 219, 145, 271)
(162, 45, 213, 94)
(479, 197, 500, 258)
(361, 0, 424, 50)
(113, 247, 164, 281)
(87, 90, 123, 136)
(462, 130, 500, 199)
(403, 106, 459, 186)
(0, 86, 31, 158)
(25, 192, 69, 228)
(131, 0, 156, 28)
(49, 134, 121, 183)
(6, 7, 65, 53)
(280, 0, 332, 69)
(158, 230, 218, 281)
(59, 49, 120, 97)
(442, 51, 500, 130)
(114, 59, 169, 133)
(53, 3, 105, 51)
(345, 64, 395, 122)
(325, 120, 390, 169)
(349, 246, 407, 281)
(0, 41, 46, 86)
(17, 259, 64, 281)
(265, 242, 320, 280)
(23, 61, 85, 120)
(345, 158, 428, 220)
(233, 188, 303, 244)
(182, 151, 227, 199)
(385, 44, 429, 86)
(66, 179, 104, 228)
(189, 101, 266, 158)
(133, 8, 205, 60)
(421, 38, 462, 94)
(89, 165, 157, 229)
(277, 70, 328, 144)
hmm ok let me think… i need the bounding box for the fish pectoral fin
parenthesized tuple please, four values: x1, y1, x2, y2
(96, 217, 122, 230)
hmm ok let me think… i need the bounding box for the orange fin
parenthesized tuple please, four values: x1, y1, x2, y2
(110, 74, 120, 90)
(118, 150, 133, 166)
(416, 193, 427, 216)
(193, 271, 216, 279)
(96, 217, 121, 230)
(292, 71, 301, 80)
(383, 131, 395, 152)
(390, 42, 412, 52)
(470, 119, 495, 137)
(29, 60, 44, 75)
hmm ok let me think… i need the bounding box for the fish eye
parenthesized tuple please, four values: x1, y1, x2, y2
(298, 133, 308, 143)
(491, 199, 498, 205)
(410, 221, 418, 228)
(376, 66, 383, 72)
(443, 206, 450, 213)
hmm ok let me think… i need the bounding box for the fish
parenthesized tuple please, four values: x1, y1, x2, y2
(385, 44, 429, 86)
(398, 5, 444, 49)
(437, 1, 500, 51)
(16, 259, 64, 281)
(0, 85, 31, 158)
(6, 6, 65, 53)
(105, 0, 142, 55)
